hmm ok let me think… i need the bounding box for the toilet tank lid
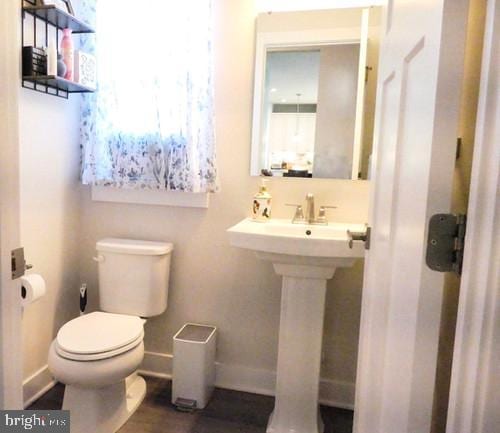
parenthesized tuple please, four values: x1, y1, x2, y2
(96, 238, 173, 255)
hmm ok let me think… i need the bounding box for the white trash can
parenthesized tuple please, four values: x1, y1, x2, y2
(172, 323, 217, 410)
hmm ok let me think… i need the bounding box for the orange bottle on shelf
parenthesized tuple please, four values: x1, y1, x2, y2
(60, 28, 74, 81)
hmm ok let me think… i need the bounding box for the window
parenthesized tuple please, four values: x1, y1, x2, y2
(80, 0, 218, 193)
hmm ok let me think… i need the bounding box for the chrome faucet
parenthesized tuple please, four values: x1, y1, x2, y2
(286, 194, 337, 225)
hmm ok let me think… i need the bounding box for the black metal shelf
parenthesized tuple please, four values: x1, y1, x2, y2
(22, 5, 95, 34)
(23, 75, 95, 97)
(21, 0, 96, 99)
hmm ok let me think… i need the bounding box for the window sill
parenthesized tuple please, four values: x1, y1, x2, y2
(91, 186, 210, 208)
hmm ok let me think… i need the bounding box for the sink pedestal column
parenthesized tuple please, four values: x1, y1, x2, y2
(266, 262, 337, 433)
(228, 219, 363, 433)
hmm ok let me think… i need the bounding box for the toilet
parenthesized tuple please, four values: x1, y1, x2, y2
(48, 238, 173, 433)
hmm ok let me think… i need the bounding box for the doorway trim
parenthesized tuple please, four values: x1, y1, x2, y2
(0, 0, 23, 409)
(446, 0, 500, 431)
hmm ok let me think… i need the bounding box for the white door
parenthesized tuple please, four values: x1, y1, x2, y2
(354, 1, 469, 433)
(0, 0, 23, 409)
(446, 1, 500, 431)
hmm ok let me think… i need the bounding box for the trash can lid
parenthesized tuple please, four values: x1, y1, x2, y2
(174, 324, 216, 343)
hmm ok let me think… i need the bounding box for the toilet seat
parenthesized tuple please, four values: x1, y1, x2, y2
(55, 311, 144, 361)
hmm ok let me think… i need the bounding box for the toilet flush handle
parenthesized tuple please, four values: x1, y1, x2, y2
(92, 255, 105, 263)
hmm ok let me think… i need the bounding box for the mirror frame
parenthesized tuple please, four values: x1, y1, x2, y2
(250, 9, 370, 179)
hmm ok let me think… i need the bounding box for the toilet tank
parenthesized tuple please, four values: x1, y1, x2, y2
(95, 238, 173, 317)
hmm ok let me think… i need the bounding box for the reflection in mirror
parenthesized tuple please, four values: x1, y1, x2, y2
(251, 7, 382, 180)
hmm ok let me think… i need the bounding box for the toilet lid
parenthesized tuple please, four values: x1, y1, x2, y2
(56, 312, 144, 360)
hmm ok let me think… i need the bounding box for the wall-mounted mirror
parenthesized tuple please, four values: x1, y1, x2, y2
(250, 7, 382, 180)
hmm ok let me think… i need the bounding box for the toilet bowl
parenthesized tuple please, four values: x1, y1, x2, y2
(48, 312, 147, 433)
(47, 238, 173, 433)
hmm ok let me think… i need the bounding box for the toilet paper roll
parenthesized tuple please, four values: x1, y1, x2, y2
(21, 274, 46, 307)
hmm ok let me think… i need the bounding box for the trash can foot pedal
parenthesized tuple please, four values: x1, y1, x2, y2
(174, 398, 197, 412)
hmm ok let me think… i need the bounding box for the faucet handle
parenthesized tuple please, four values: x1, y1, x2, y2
(286, 204, 305, 223)
(317, 206, 337, 223)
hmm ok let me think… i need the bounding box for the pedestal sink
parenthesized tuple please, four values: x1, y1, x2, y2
(227, 218, 366, 433)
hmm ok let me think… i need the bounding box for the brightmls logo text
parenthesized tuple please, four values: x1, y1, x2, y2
(0, 411, 69, 432)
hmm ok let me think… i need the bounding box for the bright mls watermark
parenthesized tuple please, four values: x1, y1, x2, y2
(0, 411, 69, 432)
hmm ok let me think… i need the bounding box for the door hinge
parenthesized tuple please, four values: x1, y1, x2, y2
(426, 214, 466, 276)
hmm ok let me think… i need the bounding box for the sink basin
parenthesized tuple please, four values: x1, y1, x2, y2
(228, 218, 366, 433)
(228, 218, 365, 263)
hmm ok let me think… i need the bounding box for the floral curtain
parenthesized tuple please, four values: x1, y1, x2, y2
(79, 0, 218, 192)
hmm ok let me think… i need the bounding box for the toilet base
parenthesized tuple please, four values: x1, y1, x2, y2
(63, 372, 146, 433)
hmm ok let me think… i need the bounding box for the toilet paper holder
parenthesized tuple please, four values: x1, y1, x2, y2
(11, 247, 33, 280)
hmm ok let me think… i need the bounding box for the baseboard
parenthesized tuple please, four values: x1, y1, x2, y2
(22, 353, 355, 410)
(23, 365, 57, 408)
(138, 351, 354, 410)
(138, 351, 173, 379)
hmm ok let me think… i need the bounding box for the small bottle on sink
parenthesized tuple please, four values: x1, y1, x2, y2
(252, 179, 272, 222)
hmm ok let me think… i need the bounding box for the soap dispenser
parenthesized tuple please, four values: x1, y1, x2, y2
(252, 179, 272, 222)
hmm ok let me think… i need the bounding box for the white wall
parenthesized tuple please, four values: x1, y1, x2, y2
(19, 89, 82, 404)
(78, 0, 371, 407)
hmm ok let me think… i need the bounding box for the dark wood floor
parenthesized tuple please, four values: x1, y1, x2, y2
(29, 377, 353, 433)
